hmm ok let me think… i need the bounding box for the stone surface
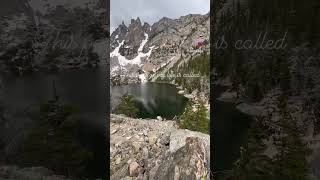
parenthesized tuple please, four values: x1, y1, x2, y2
(129, 162, 140, 177)
(156, 116, 163, 121)
(169, 129, 210, 154)
(0, 166, 70, 180)
(0, 0, 106, 74)
(110, 114, 210, 180)
(151, 137, 210, 180)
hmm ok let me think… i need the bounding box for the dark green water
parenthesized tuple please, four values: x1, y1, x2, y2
(1, 69, 107, 179)
(1, 71, 187, 178)
(212, 86, 252, 179)
(111, 82, 188, 119)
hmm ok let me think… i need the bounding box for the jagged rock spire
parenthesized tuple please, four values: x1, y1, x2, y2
(130, 17, 142, 26)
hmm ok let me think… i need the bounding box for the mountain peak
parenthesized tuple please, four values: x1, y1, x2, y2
(159, 17, 171, 22)
(130, 17, 141, 25)
(143, 22, 151, 32)
(110, 13, 210, 79)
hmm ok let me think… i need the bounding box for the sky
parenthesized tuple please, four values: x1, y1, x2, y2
(110, 0, 210, 32)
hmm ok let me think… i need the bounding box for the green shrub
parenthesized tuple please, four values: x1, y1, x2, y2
(115, 93, 139, 118)
(179, 101, 209, 134)
(15, 100, 92, 177)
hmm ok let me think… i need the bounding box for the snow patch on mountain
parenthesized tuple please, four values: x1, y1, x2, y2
(139, 73, 147, 83)
(138, 33, 149, 52)
(110, 33, 153, 67)
(110, 13, 210, 84)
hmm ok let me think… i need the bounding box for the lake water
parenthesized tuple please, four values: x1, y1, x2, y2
(111, 82, 188, 119)
(212, 86, 252, 179)
(2, 71, 251, 179)
(1, 68, 187, 178)
(1, 68, 108, 179)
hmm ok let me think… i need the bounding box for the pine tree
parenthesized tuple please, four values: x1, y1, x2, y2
(179, 101, 209, 134)
(273, 94, 310, 180)
(115, 93, 139, 118)
(197, 102, 209, 134)
(231, 121, 274, 180)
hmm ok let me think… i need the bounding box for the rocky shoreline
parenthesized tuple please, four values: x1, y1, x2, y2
(216, 89, 264, 117)
(215, 78, 320, 179)
(110, 114, 210, 180)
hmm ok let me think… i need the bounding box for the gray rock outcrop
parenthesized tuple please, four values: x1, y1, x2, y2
(0, 0, 107, 74)
(110, 114, 210, 180)
(110, 13, 210, 84)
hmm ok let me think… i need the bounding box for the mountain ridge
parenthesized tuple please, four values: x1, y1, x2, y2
(110, 13, 210, 84)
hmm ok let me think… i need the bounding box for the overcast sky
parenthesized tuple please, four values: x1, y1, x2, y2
(110, 0, 210, 32)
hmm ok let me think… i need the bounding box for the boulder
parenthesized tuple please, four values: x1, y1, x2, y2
(148, 131, 158, 145)
(169, 129, 210, 154)
(129, 162, 140, 177)
(110, 114, 210, 179)
(236, 103, 265, 117)
(151, 137, 210, 180)
(178, 90, 185, 94)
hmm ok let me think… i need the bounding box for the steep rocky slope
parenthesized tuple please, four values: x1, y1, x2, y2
(0, 1, 108, 179)
(213, 0, 320, 179)
(110, 114, 210, 180)
(0, 0, 108, 75)
(110, 13, 210, 84)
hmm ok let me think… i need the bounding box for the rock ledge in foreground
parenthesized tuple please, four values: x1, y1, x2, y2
(110, 114, 210, 180)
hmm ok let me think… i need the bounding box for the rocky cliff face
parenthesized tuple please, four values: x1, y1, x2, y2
(110, 13, 210, 84)
(0, 0, 108, 74)
(213, 0, 320, 178)
(110, 114, 210, 180)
